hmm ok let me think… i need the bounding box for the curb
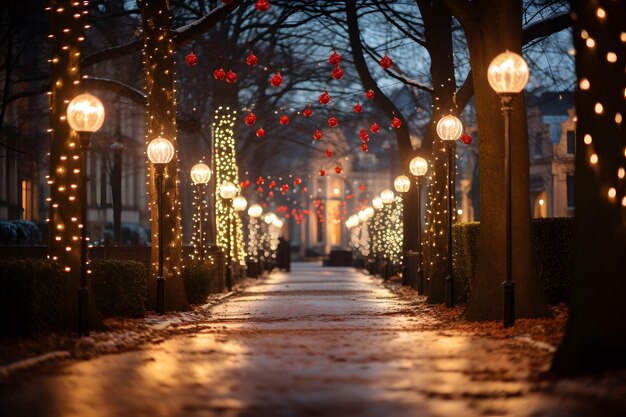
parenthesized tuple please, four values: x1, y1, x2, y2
(0, 351, 71, 380)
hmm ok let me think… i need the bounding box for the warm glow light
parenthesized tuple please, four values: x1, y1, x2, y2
(233, 196, 248, 212)
(219, 181, 237, 200)
(616, 113, 623, 124)
(372, 197, 384, 210)
(584, 134, 593, 144)
(364, 207, 374, 219)
(264, 212, 277, 225)
(147, 137, 175, 165)
(539, 199, 545, 206)
(580, 78, 590, 90)
(358, 210, 367, 221)
(595, 103, 604, 114)
(248, 203, 263, 218)
(394, 175, 411, 193)
(586, 38, 596, 48)
(66, 93, 105, 132)
(409, 156, 428, 177)
(608, 188, 617, 198)
(190, 163, 211, 185)
(457, 209, 463, 215)
(618, 168, 625, 179)
(596, 7, 606, 18)
(607, 52, 617, 63)
(590, 153, 598, 164)
(487, 51, 529, 94)
(381, 189, 395, 204)
(436, 115, 463, 141)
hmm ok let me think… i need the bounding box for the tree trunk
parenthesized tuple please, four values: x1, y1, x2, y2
(551, 0, 626, 374)
(140, 0, 188, 311)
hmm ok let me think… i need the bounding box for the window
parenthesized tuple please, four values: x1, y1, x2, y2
(534, 133, 543, 157)
(566, 130, 575, 154)
(566, 174, 575, 208)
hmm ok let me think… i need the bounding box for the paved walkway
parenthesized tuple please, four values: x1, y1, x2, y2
(0, 264, 623, 416)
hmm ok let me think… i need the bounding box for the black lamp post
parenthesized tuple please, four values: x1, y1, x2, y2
(147, 137, 175, 315)
(66, 93, 105, 335)
(219, 181, 237, 291)
(409, 156, 429, 294)
(436, 115, 464, 308)
(487, 50, 530, 328)
(190, 162, 212, 260)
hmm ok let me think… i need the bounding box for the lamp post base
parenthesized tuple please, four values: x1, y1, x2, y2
(156, 276, 166, 315)
(503, 280, 515, 328)
(77, 287, 89, 335)
(445, 275, 455, 308)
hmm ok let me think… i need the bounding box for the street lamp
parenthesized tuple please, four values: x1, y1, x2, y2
(393, 175, 411, 194)
(488, 50, 529, 328)
(409, 156, 428, 294)
(147, 137, 175, 315)
(380, 189, 395, 205)
(66, 93, 105, 335)
(372, 197, 384, 210)
(219, 180, 237, 291)
(247, 203, 263, 277)
(437, 114, 463, 308)
(190, 162, 212, 260)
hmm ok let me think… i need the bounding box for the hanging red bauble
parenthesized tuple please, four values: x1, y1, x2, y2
(359, 183, 365, 192)
(379, 53, 393, 69)
(279, 114, 289, 125)
(360, 128, 368, 138)
(281, 184, 289, 193)
(255, 0, 270, 12)
(268, 191, 274, 197)
(245, 179, 250, 187)
(214, 67, 225, 80)
(256, 176, 264, 185)
(335, 166, 342, 174)
(326, 149, 333, 158)
(302, 186, 308, 193)
(313, 129, 323, 141)
(353, 102, 362, 113)
(256, 127, 265, 137)
(303, 106, 312, 118)
(257, 186, 263, 192)
(328, 116, 338, 127)
(319, 168, 326, 176)
(225, 69, 237, 83)
(391, 116, 401, 128)
(294, 177, 302, 185)
(370, 122, 380, 133)
(329, 50, 341, 66)
(246, 51, 258, 66)
(331, 66, 344, 80)
(269, 180, 276, 188)
(244, 111, 256, 126)
(319, 89, 330, 104)
(271, 71, 282, 87)
(361, 135, 369, 143)
(361, 143, 368, 152)
(365, 89, 375, 99)
(240, 180, 247, 188)
(461, 134, 473, 145)
(185, 51, 197, 66)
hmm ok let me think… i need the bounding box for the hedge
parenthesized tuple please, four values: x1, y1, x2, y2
(0, 220, 43, 245)
(183, 254, 223, 304)
(91, 260, 148, 318)
(0, 259, 65, 336)
(452, 217, 574, 304)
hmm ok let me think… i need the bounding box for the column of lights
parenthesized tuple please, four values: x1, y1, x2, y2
(190, 162, 211, 261)
(247, 204, 263, 270)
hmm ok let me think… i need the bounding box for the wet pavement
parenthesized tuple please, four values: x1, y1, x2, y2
(1, 263, 625, 417)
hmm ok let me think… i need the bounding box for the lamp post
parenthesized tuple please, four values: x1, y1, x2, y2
(190, 162, 212, 260)
(393, 175, 411, 286)
(436, 114, 463, 308)
(219, 181, 237, 291)
(409, 156, 428, 294)
(66, 93, 105, 335)
(247, 203, 263, 277)
(147, 137, 175, 315)
(488, 50, 529, 328)
(380, 189, 395, 280)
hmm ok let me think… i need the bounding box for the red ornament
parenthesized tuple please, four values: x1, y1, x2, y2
(214, 67, 225, 80)
(244, 111, 256, 126)
(302, 187, 308, 193)
(361, 143, 368, 152)
(271, 71, 283, 87)
(294, 177, 302, 185)
(329, 50, 341, 66)
(256, 128, 265, 137)
(281, 184, 289, 193)
(360, 128, 368, 139)
(313, 129, 323, 141)
(279, 114, 289, 125)
(257, 186, 263, 193)
(255, 0, 270, 12)
(268, 191, 274, 197)
(185, 51, 197, 66)
(328, 116, 338, 127)
(365, 89, 375, 99)
(353, 102, 362, 113)
(379, 53, 393, 69)
(256, 176, 264, 185)
(370, 122, 380, 133)
(303, 106, 312, 118)
(361, 135, 369, 143)
(461, 134, 473, 145)
(359, 183, 365, 192)
(319, 168, 326, 177)
(331, 66, 344, 80)
(326, 149, 333, 158)
(335, 166, 342, 174)
(391, 116, 401, 128)
(225, 69, 237, 84)
(269, 180, 276, 188)
(319, 89, 330, 104)
(246, 51, 258, 66)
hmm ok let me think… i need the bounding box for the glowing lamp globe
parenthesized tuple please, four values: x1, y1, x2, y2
(372, 197, 384, 210)
(233, 196, 248, 212)
(364, 207, 374, 219)
(147, 137, 175, 165)
(248, 204, 263, 218)
(272, 219, 284, 229)
(380, 189, 395, 205)
(409, 156, 428, 177)
(190, 163, 211, 185)
(358, 210, 367, 222)
(394, 175, 411, 193)
(219, 181, 237, 200)
(264, 212, 277, 224)
(487, 51, 529, 95)
(436, 115, 463, 141)
(66, 93, 105, 133)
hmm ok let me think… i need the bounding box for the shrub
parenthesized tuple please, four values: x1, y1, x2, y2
(184, 255, 223, 304)
(0, 259, 65, 336)
(91, 260, 148, 318)
(0, 220, 43, 245)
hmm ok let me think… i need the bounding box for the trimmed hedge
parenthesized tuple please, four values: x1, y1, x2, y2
(0, 259, 65, 336)
(453, 217, 574, 304)
(184, 255, 223, 304)
(92, 260, 148, 318)
(0, 220, 43, 245)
